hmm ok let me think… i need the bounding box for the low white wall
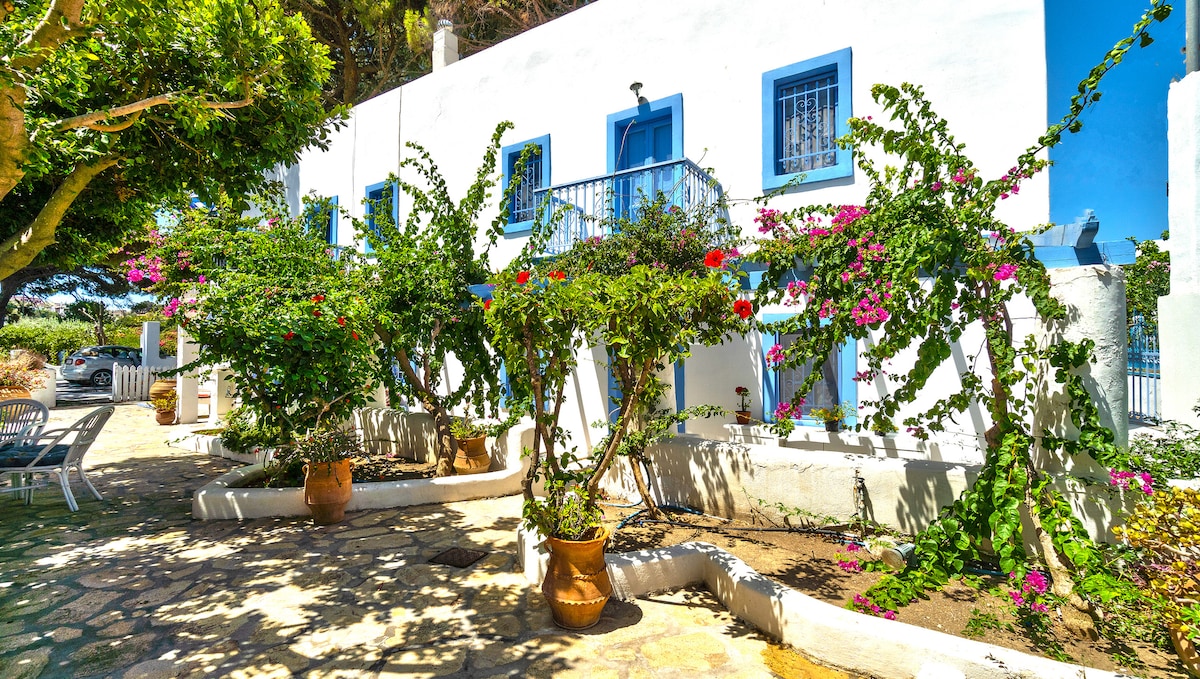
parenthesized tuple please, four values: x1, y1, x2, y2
(599, 434, 1133, 544)
(191, 410, 535, 520)
(30, 367, 55, 409)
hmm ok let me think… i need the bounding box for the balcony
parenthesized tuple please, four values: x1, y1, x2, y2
(524, 158, 726, 255)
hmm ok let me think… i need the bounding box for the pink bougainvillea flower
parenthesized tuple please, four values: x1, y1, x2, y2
(733, 299, 753, 319)
(198, 275, 207, 284)
(516, 271, 531, 285)
(284, 331, 295, 340)
(993, 263, 1018, 282)
(704, 249, 725, 268)
(127, 269, 144, 283)
(883, 610, 898, 620)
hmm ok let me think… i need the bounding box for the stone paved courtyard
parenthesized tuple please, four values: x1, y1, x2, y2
(0, 404, 829, 678)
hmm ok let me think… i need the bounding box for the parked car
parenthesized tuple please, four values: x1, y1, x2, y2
(61, 346, 142, 387)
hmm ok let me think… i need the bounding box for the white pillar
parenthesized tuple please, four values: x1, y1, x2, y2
(1160, 71, 1200, 427)
(432, 20, 458, 70)
(209, 367, 236, 424)
(177, 327, 200, 424)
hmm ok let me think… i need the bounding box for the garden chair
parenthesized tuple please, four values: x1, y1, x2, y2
(0, 398, 50, 501)
(0, 406, 115, 511)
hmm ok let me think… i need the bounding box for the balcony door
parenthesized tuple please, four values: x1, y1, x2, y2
(607, 94, 683, 222)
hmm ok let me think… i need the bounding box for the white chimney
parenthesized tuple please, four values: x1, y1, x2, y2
(433, 19, 458, 71)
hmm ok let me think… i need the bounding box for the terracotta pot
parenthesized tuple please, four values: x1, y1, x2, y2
(155, 409, 175, 425)
(824, 420, 840, 433)
(542, 526, 612, 630)
(735, 410, 751, 425)
(453, 435, 491, 475)
(303, 459, 354, 525)
(1169, 623, 1200, 678)
(0, 386, 31, 401)
(149, 378, 177, 403)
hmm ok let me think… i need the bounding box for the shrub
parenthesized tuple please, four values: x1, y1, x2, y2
(0, 318, 93, 359)
(1115, 487, 1200, 642)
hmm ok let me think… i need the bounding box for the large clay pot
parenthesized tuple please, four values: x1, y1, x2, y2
(453, 435, 491, 475)
(542, 527, 612, 630)
(155, 409, 175, 425)
(149, 378, 177, 403)
(303, 459, 354, 525)
(0, 386, 31, 401)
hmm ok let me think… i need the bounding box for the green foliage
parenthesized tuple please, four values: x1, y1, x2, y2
(962, 609, 1008, 638)
(356, 122, 513, 473)
(150, 391, 178, 413)
(810, 402, 853, 424)
(1122, 421, 1200, 484)
(1115, 488, 1200, 640)
(0, 0, 341, 279)
(219, 406, 286, 455)
(0, 317, 92, 358)
(1124, 234, 1170, 330)
(744, 1, 1173, 638)
(137, 196, 378, 437)
(289, 427, 363, 463)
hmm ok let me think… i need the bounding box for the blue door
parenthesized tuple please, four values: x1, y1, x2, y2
(614, 114, 674, 218)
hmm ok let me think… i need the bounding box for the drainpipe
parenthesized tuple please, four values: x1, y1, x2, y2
(433, 19, 458, 71)
(1190, 0, 1199, 73)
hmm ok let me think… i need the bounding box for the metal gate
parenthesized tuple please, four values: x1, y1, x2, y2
(1128, 315, 1160, 423)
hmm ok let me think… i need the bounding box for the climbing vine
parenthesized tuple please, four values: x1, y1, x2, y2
(748, 1, 1173, 638)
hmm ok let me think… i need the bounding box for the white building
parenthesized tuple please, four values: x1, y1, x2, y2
(284, 0, 1175, 479)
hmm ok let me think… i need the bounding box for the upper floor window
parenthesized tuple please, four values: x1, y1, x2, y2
(364, 181, 398, 253)
(501, 135, 550, 235)
(762, 48, 853, 192)
(305, 196, 339, 245)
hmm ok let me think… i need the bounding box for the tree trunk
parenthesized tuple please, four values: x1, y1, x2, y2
(627, 455, 662, 520)
(1023, 470, 1099, 639)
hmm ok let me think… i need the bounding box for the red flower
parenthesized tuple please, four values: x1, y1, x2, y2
(351, 331, 360, 340)
(516, 271, 531, 285)
(311, 294, 325, 303)
(704, 249, 725, 268)
(283, 331, 295, 340)
(484, 299, 492, 310)
(337, 316, 346, 326)
(549, 270, 566, 281)
(733, 299, 753, 320)
(313, 310, 322, 317)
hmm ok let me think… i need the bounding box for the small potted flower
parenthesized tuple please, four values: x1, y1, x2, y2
(150, 390, 178, 425)
(810, 402, 853, 432)
(734, 386, 752, 425)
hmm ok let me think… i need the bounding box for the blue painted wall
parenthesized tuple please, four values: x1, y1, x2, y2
(1045, 0, 1185, 242)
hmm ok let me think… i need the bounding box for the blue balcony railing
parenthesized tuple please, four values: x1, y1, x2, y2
(533, 158, 725, 255)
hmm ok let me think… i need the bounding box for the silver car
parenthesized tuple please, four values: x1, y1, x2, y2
(61, 345, 142, 387)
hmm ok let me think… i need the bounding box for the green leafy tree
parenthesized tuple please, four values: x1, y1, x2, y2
(748, 2, 1172, 639)
(132, 197, 378, 436)
(1124, 233, 1170, 330)
(355, 123, 511, 476)
(0, 0, 338, 281)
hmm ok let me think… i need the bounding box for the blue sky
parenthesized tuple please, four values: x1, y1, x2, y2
(1046, 0, 1187, 243)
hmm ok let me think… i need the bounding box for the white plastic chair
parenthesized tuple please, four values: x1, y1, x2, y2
(0, 398, 50, 501)
(0, 406, 114, 511)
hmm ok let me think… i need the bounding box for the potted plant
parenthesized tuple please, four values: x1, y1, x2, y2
(287, 427, 362, 525)
(810, 402, 853, 432)
(450, 411, 492, 475)
(150, 390, 178, 425)
(870, 416, 898, 438)
(0, 351, 49, 401)
(734, 386, 752, 424)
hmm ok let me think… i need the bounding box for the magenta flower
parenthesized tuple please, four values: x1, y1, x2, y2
(883, 610, 898, 620)
(127, 269, 144, 283)
(992, 263, 1018, 282)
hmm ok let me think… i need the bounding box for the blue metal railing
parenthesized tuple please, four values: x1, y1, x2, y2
(533, 158, 726, 255)
(1128, 315, 1161, 423)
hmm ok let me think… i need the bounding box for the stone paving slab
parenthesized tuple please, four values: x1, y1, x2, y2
(0, 405, 839, 678)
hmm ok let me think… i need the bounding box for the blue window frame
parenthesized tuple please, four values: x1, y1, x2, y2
(501, 135, 551, 236)
(325, 196, 339, 245)
(364, 181, 398, 254)
(762, 48, 853, 191)
(760, 313, 858, 429)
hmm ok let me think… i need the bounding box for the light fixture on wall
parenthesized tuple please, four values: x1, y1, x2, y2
(630, 81, 648, 106)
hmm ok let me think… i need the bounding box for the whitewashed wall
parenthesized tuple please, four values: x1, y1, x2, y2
(287, 0, 1079, 459)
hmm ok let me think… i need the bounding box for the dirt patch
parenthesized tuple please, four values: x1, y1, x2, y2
(604, 504, 1187, 678)
(241, 453, 438, 488)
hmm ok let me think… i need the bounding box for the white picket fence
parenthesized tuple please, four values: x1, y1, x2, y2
(112, 365, 162, 402)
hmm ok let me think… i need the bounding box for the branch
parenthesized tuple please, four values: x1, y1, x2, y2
(11, 0, 90, 72)
(52, 92, 254, 132)
(0, 156, 120, 281)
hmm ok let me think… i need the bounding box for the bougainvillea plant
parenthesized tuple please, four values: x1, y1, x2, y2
(747, 1, 1172, 639)
(126, 194, 377, 438)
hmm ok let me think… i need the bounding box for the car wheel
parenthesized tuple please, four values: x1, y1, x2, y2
(91, 370, 113, 388)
